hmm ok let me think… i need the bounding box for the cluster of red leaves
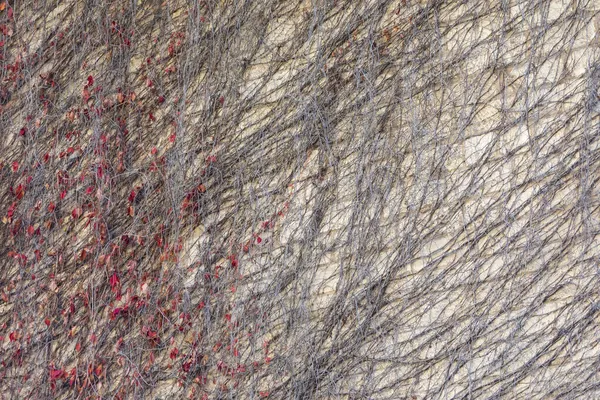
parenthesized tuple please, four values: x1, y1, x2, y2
(0, 2, 297, 399)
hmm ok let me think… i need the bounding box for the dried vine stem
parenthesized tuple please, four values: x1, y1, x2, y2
(1, 0, 600, 399)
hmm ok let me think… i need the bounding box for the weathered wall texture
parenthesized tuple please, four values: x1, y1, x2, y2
(1, 0, 600, 399)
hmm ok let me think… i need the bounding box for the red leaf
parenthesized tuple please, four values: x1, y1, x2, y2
(256, 236, 262, 244)
(19, 127, 26, 136)
(111, 308, 122, 320)
(170, 348, 179, 360)
(49, 368, 64, 380)
(47, 202, 55, 212)
(182, 361, 192, 372)
(151, 147, 158, 155)
(109, 273, 120, 289)
(15, 184, 24, 199)
(44, 318, 50, 327)
(71, 207, 82, 219)
(146, 78, 153, 87)
(169, 133, 176, 143)
(68, 368, 77, 386)
(11, 161, 18, 172)
(128, 190, 136, 202)
(87, 75, 94, 86)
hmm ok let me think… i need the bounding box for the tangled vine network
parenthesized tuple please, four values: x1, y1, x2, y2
(1, 0, 599, 398)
